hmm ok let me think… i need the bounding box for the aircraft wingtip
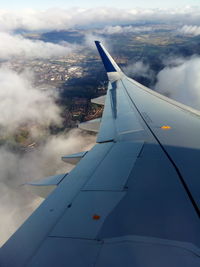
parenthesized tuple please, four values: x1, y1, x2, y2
(94, 40, 122, 80)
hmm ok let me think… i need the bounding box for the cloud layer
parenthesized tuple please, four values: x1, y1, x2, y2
(0, 32, 76, 60)
(0, 67, 61, 134)
(1, 6, 200, 61)
(97, 25, 154, 34)
(155, 56, 200, 109)
(123, 61, 153, 79)
(0, 7, 200, 32)
(179, 25, 200, 36)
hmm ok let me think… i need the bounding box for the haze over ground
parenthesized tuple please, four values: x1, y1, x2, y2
(1, 1, 200, 245)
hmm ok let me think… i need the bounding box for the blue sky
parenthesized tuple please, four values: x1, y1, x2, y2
(2, 0, 200, 9)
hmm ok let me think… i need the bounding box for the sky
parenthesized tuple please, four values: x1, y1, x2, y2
(1, 0, 200, 9)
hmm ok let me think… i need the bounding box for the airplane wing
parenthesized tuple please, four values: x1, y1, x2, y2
(1, 41, 200, 266)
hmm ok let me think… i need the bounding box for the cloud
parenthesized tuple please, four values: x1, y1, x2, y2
(155, 56, 200, 109)
(84, 33, 112, 52)
(97, 25, 154, 35)
(0, 179, 43, 247)
(0, 7, 200, 32)
(0, 32, 76, 60)
(0, 67, 61, 134)
(0, 129, 96, 246)
(161, 56, 187, 67)
(178, 25, 200, 36)
(123, 61, 154, 79)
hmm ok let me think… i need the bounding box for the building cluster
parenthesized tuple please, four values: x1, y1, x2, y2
(2, 53, 88, 86)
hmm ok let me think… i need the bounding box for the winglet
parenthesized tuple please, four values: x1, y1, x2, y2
(95, 41, 123, 81)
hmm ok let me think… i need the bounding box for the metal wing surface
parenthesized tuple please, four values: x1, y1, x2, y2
(1, 41, 200, 266)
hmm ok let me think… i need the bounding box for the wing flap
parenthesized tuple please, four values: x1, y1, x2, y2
(50, 191, 125, 239)
(83, 141, 144, 190)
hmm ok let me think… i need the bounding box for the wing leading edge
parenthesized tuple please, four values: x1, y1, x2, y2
(0, 42, 200, 267)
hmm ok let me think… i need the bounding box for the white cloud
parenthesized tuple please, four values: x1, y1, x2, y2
(98, 25, 153, 34)
(178, 25, 200, 36)
(0, 32, 76, 60)
(84, 33, 112, 51)
(0, 7, 200, 32)
(155, 57, 200, 109)
(161, 56, 187, 67)
(123, 61, 154, 80)
(0, 67, 61, 134)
